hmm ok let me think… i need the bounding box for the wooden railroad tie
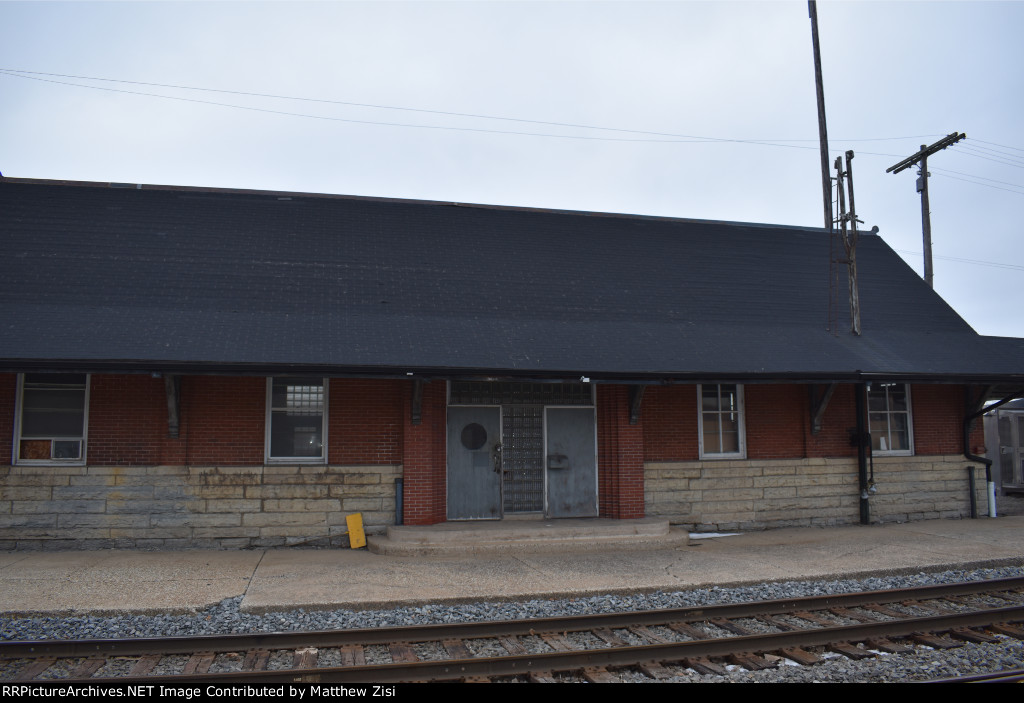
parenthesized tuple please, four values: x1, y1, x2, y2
(338, 645, 366, 666)
(864, 638, 912, 654)
(527, 670, 557, 684)
(682, 657, 727, 676)
(129, 654, 162, 677)
(910, 633, 961, 650)
(950, 628, 998, 644)
(14, 658, 55, 681)
(499, 636, 528, 655)
(243, 649, 271, 671)
(442, 638, 475, 659)
(989, 622, 1024, 638)
(70, 657, 107, 679)
(293, 647, 318, 669)
(828, 642, 873, 660)
(182, 651, 215, 675)
(539, 632, 574, 651)
(582, 666, 618, 683)
(593, 628, 627, 646)
(636, 661, 674, 679)
(777, 646, 819, 665)
(388, 642, 419, 663)
(727, 652, 777, 671)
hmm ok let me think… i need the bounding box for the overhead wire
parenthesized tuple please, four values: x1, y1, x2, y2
(1, 69, 1021, 197)
(958, 143, 1024, 164)
(0, 68, 944, 148)
(895, 249, 1024, 273)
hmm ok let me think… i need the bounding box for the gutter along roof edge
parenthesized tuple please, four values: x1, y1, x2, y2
(2, 359, 1022, 385)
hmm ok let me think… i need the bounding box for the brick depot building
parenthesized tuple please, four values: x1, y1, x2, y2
(1, 178, 1022, 549)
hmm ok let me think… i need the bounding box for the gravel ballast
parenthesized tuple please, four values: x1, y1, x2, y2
(2, 565, 1023, 682)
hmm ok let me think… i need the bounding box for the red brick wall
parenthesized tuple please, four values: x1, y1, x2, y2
(181, 376, 266, 465)
(401, 381, 446, 525)
(1, 373, 986, 496)
(642, 385, 699, 462)
(746, 384, 806, 459)
(912, 384, 982, 455)
(0, 374, 15, 465)
(804, 384, 858, 458)
(642, 383, 974, 462)
(596, 385, 645, 518)
(328, 379, 403, 465)
(87, 375, 167, 465)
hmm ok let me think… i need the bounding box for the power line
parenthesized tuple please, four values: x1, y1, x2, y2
(929, 167, 1024, 194)
(895, 249, 1024, 273)
(953, 146, 1024, 170)
(973, 138, 1024, 153)
(958, 143, 1024, 164)
(931, 172, 1024, 196)
(2, 69, 1021, 200)
(0, 68, 944, 147)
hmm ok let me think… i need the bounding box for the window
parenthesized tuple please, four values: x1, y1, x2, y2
(266, 377, 327, 462)
(15, 373, 89, 464)
(868, 383, 913, 455)
(698, 384, 745, 459)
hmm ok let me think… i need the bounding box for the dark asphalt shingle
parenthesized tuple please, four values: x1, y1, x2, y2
(0, 179, 1019, 381)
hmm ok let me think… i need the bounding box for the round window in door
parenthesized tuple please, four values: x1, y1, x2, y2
(461, 423, 487, 450)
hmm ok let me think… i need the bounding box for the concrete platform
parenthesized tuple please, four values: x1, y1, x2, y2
(0, 517, 1022, 616)
(367, 517, 686, 555)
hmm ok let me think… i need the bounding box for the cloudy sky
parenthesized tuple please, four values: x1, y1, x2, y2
(2, 1, 1022, 338)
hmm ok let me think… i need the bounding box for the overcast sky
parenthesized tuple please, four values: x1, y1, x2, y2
(2, 1, 1022, 338)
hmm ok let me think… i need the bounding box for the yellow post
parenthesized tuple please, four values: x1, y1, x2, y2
(344, 513, 366, 549)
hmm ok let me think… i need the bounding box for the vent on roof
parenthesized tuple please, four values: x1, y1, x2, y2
(109, 183, 142, 189)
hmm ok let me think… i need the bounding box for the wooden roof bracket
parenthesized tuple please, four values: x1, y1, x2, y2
(411, 379, 423, 425)
(967, 384, 994, 417)
(810, 382, 837, 435)
(629, 385, 646, 425)
(164, 374, 181, 439)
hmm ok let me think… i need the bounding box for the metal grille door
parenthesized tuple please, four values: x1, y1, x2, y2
(502, 405, 544, 513)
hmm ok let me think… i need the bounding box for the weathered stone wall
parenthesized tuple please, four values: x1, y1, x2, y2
(645, 455, 988, 531)
(0, 464, 400, 550)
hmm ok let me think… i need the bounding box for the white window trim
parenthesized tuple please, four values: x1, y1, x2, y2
(264, 377, 329, 464)
(697, 383, 746, 460)
(869, 383, 914, 457)
(13, 373, 90, 466)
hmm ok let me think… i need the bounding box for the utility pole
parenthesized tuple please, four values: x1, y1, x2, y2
(808, 1, 832, 231)
(886, 132, 966, 288)
(834, 153, 862, 336)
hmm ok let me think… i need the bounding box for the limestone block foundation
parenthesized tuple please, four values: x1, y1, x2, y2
(0, 464, 400, 550)
(645, 455, 988, 532)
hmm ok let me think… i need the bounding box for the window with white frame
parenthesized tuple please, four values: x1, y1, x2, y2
(698, 383, 746, 459)
(16, 373, 89, 464)
(868, 383, 913, 455)
(266, 377, 327, 462)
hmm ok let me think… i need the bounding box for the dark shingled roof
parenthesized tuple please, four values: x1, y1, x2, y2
(1, 178, 1020, 383)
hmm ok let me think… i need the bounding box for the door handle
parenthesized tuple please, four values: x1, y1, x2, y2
(489, 442, 501, 474)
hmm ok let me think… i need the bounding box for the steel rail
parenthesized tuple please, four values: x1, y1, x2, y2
(925, 668, 1024, 683)
(4, 576, 1022, 661)
(44, 603, 1024, 684)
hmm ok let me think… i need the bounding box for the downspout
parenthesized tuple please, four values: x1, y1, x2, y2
(856, 383, 869, 525)
(964, 391, 1021, 518)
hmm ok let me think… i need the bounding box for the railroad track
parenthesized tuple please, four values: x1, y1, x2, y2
(3, 577, 1024, 683)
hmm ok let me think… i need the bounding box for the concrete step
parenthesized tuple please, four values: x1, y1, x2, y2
(366, 517, 688, 556)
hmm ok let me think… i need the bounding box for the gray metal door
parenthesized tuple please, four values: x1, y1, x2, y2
(447, 406, 502, 520)
(544, 407, 598, 518)
(998, 413, 1024, 490)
